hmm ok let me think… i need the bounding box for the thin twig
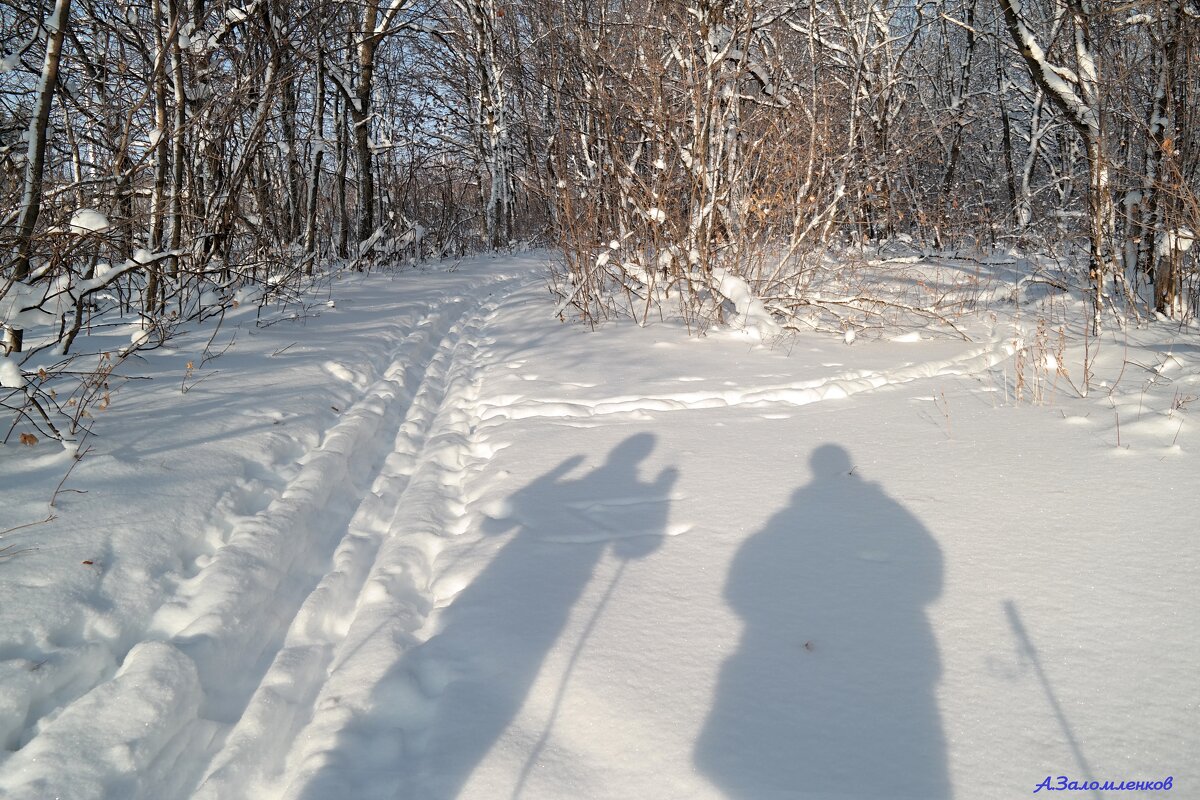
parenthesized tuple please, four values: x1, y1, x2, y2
(0, 513, 57, 538)
(50, 439, 92, 510)
(199, 309, 236, 368)
(0, 543, 41, 563)
(181, 370, 220, 394)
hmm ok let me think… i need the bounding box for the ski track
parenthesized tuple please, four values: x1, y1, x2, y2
(0, 266, 1021, 800)
(193, 289, 507, 800)
(479, 340, 1017, 424)
(0, 274, 516, 800)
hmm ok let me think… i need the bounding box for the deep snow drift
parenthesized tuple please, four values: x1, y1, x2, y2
(1, 253, 1196, 799)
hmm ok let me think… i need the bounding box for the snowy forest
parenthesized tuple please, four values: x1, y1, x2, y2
(3, 0, 1200, 434)
(3, 3, 1200, 799)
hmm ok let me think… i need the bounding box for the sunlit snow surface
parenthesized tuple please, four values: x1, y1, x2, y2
(1, 253, 1197, 799)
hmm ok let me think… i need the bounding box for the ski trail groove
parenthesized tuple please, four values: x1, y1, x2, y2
(0, 288, 504, 800)
(264, 295, 505, 800)
(191, 287, 514, 800)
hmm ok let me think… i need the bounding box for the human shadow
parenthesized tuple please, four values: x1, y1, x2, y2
(295, 432, 677, 800)
(695, 444, 949, 799)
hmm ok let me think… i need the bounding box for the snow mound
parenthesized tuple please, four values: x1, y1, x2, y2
(711, 267, 781, 340)
(69, 209, 110, 233)
(0, 358, 24, 388)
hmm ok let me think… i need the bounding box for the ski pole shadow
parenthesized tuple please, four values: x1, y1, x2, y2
(1004, 600, 1102, 800)
(695, 443, 951, 799)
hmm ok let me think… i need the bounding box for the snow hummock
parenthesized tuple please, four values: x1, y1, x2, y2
(710, 267, 781, 339)
(0, 280, 61, 328)
(0, 358, 24, 388)
(68, 209, 110, 233)
(890, 331, 923, 343)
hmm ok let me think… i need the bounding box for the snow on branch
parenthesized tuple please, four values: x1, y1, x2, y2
(997, 0, 1098, 136)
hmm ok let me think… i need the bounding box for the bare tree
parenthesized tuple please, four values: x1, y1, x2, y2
(6, 0, 71, 354)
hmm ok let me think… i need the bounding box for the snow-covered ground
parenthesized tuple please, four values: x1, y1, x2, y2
(1, 253, 1196, 799)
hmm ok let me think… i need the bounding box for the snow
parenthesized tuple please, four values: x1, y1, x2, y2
(710, 266, 783, 339)
(69, 208, 110, 233)
(1158, 227, 1195, 258)
(0, 254, 1198, 799)
(0, 359, 24, 388)
(0, 280, 62, 330)
(1002, 0, 1098, 135)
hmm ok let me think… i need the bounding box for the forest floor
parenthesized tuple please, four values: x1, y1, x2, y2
(1, 252, 1197, 799)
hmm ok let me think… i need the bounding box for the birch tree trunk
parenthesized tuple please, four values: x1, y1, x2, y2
(305, 51, 327, 266)
(998, 0, 1112, 333)
(1141, 1, 1185, 315)
(452, 0, 514, 250)
(7, 0, 72, 354)
(353, 0, 379, 253)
